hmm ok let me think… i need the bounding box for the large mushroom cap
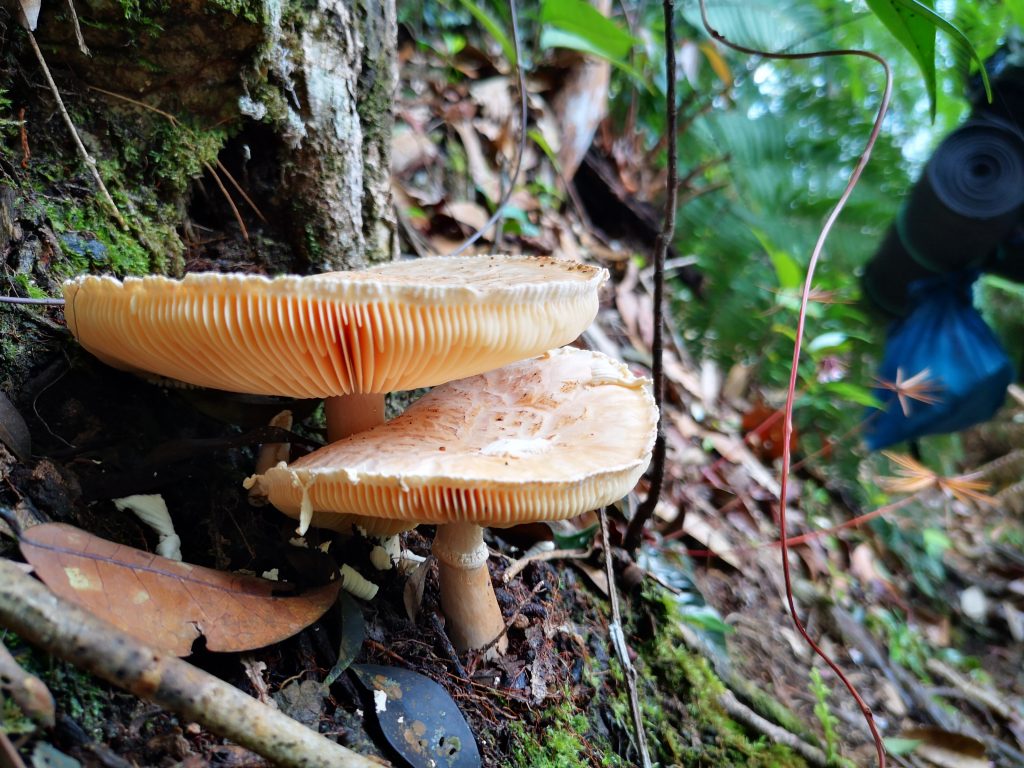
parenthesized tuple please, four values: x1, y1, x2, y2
(249, 347, 657, 531)
(63, 256, 606, 398)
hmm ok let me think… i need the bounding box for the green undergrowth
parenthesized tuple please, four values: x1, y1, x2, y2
(506, 695, 628, 768)
(501, 585, 813, 767)
(617, 587, 808, 766)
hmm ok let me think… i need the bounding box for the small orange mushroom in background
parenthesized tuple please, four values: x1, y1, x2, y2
(247, 347, 657, 655)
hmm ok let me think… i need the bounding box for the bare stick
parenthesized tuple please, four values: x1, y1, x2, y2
(0, 641, 55, 727)
(64, 0, 90, 55)
(718, 689, 829, 767)
(0, 559, 382, 768)
(204, 161, 250, 242)
(599, 508, 651, 767)
(0, 296, 65, 305)
(502, 546, 594, 583)
(23, 31, 126, 231)
(623, 0, 679, 552)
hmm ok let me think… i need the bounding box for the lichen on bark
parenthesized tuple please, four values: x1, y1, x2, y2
(281, 0, 398, 270)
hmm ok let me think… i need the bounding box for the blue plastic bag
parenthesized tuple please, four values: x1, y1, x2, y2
(864, 272, 1013, 450)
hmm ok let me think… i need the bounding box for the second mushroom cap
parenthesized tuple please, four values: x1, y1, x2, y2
(248, 346, 657, 533)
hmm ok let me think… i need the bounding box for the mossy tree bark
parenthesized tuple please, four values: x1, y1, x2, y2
(12, 0, 397, 272)
(289, 0, 398, 271)
(1, 0, 397, 386)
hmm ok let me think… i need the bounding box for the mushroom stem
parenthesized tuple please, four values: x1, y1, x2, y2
(325, 393, 385, 443)
(432, 521, 508, 657)
(323, 393, 400, 558)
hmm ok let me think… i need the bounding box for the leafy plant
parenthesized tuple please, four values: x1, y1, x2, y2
(808, 667, 841, 764)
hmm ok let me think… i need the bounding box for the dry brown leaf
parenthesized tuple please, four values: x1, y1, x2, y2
(444, 200, 491, 233)
(681, 507, 742, 569)
(452, 120, 500, 202)
(391, 126, 438, 175)
(19, 523, 340, 656)
(900, 727, 990, 768)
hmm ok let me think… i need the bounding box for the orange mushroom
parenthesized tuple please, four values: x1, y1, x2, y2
(247, 347, 657, 655)
(63, 255, 605, 441)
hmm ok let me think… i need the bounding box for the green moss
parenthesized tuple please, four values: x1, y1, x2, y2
(616, 588, 811, 768)
(506, 694, 627, 768)
(206, 0, 265, 24)
(1, 635, 108, 740)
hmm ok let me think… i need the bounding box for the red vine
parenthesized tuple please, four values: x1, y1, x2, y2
(697, 2, 893, 765)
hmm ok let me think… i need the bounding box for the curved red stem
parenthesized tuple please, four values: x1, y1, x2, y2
(698, 2, 893, 765)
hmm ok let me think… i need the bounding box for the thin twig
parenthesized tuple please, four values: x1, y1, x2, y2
(502, 546, 594, 583)
(447, 0, 527, 257)
(623, 0, 679, 552)
(216, 159, 267, 222)
(88, 86, 267, 228)
(696, 2, 893, 766)
(24, 30, 126, 231)
(64, 0, 90, 56)
(599, 508, 651, 767)
(0, 296, 65, 305)
(0, 559, 379, 768)
(204, 161, 250, 242)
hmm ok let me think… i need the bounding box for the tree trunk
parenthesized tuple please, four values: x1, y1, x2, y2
(289, 0, 398, 271)
(1, 0, 397, 386)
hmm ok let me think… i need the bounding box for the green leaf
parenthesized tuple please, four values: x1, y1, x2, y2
(865, 0, 937, 120)
(883, 738, 923, 756)
(540, 0, 636, 58)
(1008, 0, 1024, 29)
(823, 381, 882, 409)
(807, 332, 848, 353)
(551, 523, 598, 550)
(538, 0, 644, 80)
(892, 0, 992, 102)
(457, 0, 516, 66)
(867, 0, 993, 120)
(753, 229, 802, 290)
(922, 527, 951, 559)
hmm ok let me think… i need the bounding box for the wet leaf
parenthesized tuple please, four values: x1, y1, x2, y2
(0, 391, 31, 462)
(353, 664, 480, 768)
(19, 523, 340, 656)
(899, 727, 988, 768)
(323, 592, 365, 688)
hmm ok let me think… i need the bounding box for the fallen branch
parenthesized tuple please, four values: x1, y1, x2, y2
(672, 616, 829, 767)
(718, 689, 829, 767)
(925, 658, 1020, 724)
(0, 558, 384, 768)
(0, 641, 54, 727)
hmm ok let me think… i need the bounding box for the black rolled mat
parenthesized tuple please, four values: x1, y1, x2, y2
(900, 119, 1024, 270)
(985, 224, 1024, 282)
